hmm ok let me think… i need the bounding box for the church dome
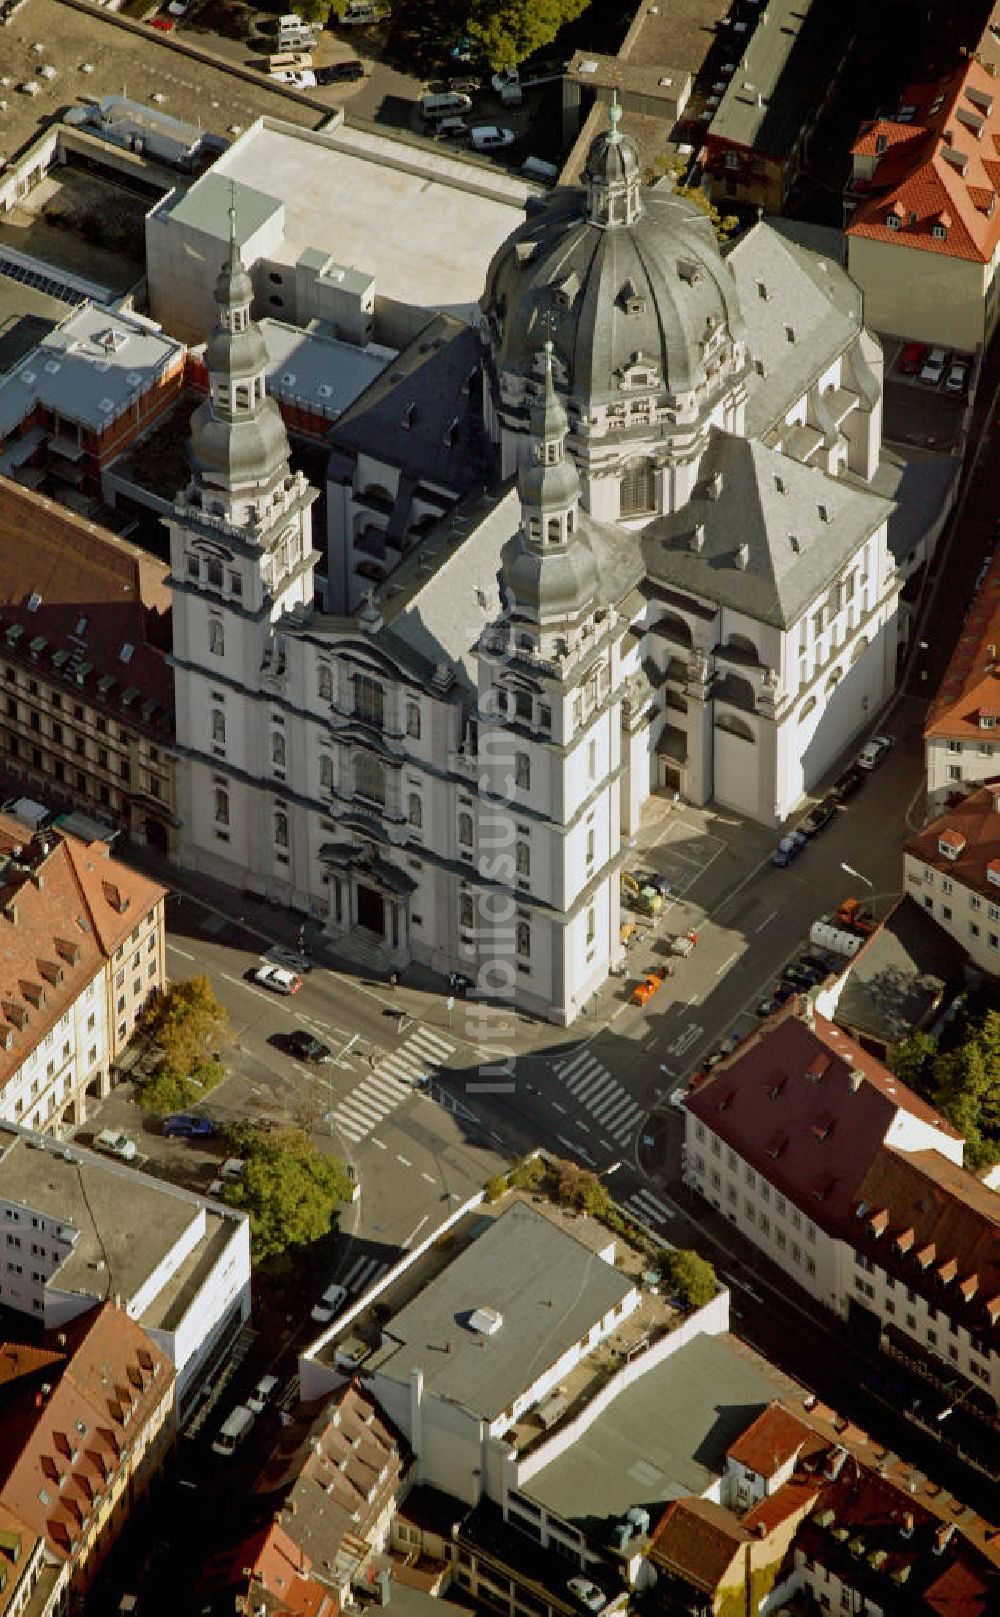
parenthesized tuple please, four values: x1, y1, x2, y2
(482, 114, 746, 410)
(502, 533, 598, 618)
(189, 394, 290, 484)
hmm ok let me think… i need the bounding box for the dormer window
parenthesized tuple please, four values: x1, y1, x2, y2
(932, 223, 948, 240)
(886, 213, 901, 230)
(937, 830, 965, 860)
(875, 135, 887, 154)
(980, 710, 996, 729)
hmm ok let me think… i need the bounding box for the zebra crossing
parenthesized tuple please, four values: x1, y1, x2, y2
(341, 1253, 389, 1297)
(621, 1188, 674, 1229)
(552, 1047, 645, 1145)
(330, 1026, 456, 1144)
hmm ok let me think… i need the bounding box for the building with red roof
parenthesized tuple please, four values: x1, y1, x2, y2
(0, 1302, 174, 1601)
(198, 1522, 336, 1617)
(923, 552, 1000, 816)
(902, 779, 1000, 974)
(845, 60, 1000, 348)
(683, 1001, 963, 1316)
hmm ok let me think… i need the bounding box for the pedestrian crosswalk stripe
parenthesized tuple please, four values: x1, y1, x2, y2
(330, 1027, 456, 1142)
(622, 1189, 674, 1227)
(557, 1050, 645, 1145)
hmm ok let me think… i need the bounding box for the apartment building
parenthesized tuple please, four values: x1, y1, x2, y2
(924, 549, 1000, 817)
(0, 1122, 251, 1421)
(683, 1003, 964, 1319)
(846, 59, 1000, 348)
(0, 1302, 174, 1601)
(0, 814, 166, 1131)
(903, 780, 1000, 976)
(0, 478, 177, 852)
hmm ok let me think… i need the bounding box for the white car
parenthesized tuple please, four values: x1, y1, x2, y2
(167, 0, 189, 14)
(470, 124, 516, 151)
(857, 734, 894, 770)
(919, 346, 948, 385)
(251, 963, 302, 995)
(311, 1282, 348, 1324)
(567, 1578, 606, 1613)
(94, 1128, 138, 1162)
(271, 69, 317, 88)
(247, 1374, 281, 1414)
(669, 1087, 689, 1111)
(945, 357, 970, 393)
(491, 67, 519, 93)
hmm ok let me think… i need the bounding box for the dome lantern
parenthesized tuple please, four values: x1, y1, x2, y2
(585, 95, 642, 228)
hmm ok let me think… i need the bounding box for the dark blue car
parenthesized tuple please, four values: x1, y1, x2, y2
(163, 1113, 215, 1138)
(769, 831, 807, 868)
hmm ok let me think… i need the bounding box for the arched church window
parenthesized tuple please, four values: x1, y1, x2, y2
(406, 703, 421, 739)
(408, 794, 423, 829)
(271, 732, 286, 768)
(516, 920, 531, 960)
(209, 619, 224, 657)
(274, 811, 289, 848)
(458, 811, 474, 848)
(317, 664, 333, 703)
(620, 458, 656, 517)
(353, 674, 384, 728)
(516, 841, 530, 877)
(211, 710, 226, 745)
(515, 753, 530, 791)
(214, 788, 229, 826)
(320, 754, 334, 792)
(547, 517, 561, 543)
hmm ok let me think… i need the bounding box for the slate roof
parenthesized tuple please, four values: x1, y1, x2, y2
(641, 431, 892, 630)
(707, 0, 853, 159)
(685, 1006, 961, 1233)
(330, 314, 484, 492)
(832, 895, 966, 1050)
(728, 222, 863, 440)
(925, 549, 1000, 741)
(847, 61, 1000, 265)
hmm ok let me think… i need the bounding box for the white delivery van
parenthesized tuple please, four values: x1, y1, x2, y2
(211, 1405, 255, 1457)
(521, 155, 559, 181)
(420, 90, 472, 121)
(277, 15, 317, 49)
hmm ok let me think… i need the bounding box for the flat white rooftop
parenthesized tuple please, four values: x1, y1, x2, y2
(209, 119, 536, 319)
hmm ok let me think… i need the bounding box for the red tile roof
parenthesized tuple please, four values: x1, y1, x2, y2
(925, 558, 1000, 741)
(727, 1404, 818, 1478)
(649, 1497, 748, 1593)
(847, 62, 1000, 264)
(0, 1500, 42, 1617)
(924, 1557, 998, 1617)
(685, 1008, 960, 1232)
(903, 782, 1000, 900)
(0, 478, 173, 739)
(0, 1303, 173, 1565)
(852, 1146, 1000, 1341)
(199, 1523, 335, 1617)
(0, 816, 165, 1098)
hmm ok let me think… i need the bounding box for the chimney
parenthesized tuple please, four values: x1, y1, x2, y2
(900, 1512, 914, 1539)
(849, 1068, 863, 1093)
(735, 542, 749, 570)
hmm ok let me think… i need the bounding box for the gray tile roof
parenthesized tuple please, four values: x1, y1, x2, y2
(833, 895, 967, 1049)
(707, 0, 849, 158)
(642, 430, 893, 630)
(727, 223, 862, 440)
(369, 1200, 633, 1422)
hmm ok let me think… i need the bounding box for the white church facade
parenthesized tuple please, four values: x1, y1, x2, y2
(169, 111, 900, 1022)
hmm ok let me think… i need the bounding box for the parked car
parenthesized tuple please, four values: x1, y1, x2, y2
(669, 1087, 689, 1110)
(770, 830, 807, 867)
(247, 1374, 281, 1415)
(919, 346, 948, 385)
(94, 1128, 138, 1162)
(567, 1578, 606, 1613)
(799, 796, 838, 837)
(832, 765, 866, 802)
(631, 969, 667, 1007)
(211, 1405, 255, 1457)
(435, 116, 469, 139)
(284, 1031, 332, 1063)
(781, 963, 819, 990)
(491, 67, 520, 94)
(272, 68, 317, 87)
(470, 124, 516, 151)
(163, 1112, 215, 1138)
(316, 60, 364, 83)
(311, 1281, 348, 1324)
(148, 14, 175, 27)
(167, 0, 188, 13)
(220, 1157, 246, 1182)
(266, 945, 312, 974)
(670, 930, 698, 956)
(642, 872, 674, 898)
(857, 733, 893, 770)
(897, 341, 927, 376)
(756, 983, 794, 1017)
(945, 357, 970, 393)
(251, 963, 302, 994)
(799, 952, 833, 978)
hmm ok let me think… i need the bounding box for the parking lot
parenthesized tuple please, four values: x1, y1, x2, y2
(881, 333, 973, 453)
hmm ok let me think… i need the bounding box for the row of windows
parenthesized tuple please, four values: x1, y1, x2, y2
(3, 667, 162, 761)
(921, 895, 1000, 946)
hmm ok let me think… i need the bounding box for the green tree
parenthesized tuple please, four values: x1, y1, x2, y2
(508, 1153, 545, 1192)
(650, 157, 738, 241)
(223, 1126, 354, 1263)
(137, 1057, 223, 1115)
(140, 976, 230, 1076)
(554, 1159, 612, 1218)
(464, 0, 589, 71)
(891, 1030, 937, 1097)
(663, 1248, 716, 1310)
(296, 0, 332, 25)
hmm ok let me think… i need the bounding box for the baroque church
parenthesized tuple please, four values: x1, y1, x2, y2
(168, 110, 899, 1023)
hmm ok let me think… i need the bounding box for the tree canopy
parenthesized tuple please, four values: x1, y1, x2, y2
(892, 1010, 1000, 1171)
(140, 975, 230, 1074)
(221, 1125, 354, 1263)
(464, 0, 588, 70)
(663, 1248, 717, 1310)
